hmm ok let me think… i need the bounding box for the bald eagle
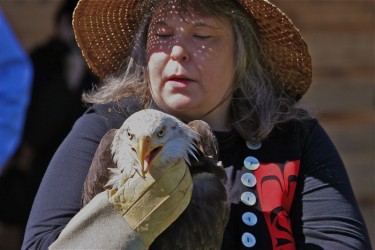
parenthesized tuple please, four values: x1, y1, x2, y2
(81, 109, 229, 249)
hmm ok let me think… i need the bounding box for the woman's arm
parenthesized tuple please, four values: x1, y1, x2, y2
(22, 100, 189, 249)
(292, 120, 372, 249)
(21, 110, 114, 249)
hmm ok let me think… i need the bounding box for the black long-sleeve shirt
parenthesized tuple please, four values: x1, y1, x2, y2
(22, 99, 372, 249)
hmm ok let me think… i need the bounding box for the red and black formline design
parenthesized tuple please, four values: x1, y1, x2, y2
(254, 161, 300, 250)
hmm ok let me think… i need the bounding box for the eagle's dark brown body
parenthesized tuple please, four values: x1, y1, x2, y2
(81, 118, 229, 250)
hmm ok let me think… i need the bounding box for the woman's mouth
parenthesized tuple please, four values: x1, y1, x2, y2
(167, 76, 193, 88)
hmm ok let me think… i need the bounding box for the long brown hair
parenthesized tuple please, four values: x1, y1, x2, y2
(82, 0, 309, 142)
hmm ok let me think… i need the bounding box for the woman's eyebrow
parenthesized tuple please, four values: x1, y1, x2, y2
(152, 19, 221, 29)
(193, 22, 221, 29)
(152, 20, 168, 27)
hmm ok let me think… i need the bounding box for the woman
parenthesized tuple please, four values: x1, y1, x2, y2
(22, 0, 372, 249)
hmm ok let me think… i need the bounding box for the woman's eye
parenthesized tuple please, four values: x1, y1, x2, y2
(194, 34, 212, 39)
(155, 28, 173, 38)
(157, 127, 166, 137)
(156, 33, 172, 38)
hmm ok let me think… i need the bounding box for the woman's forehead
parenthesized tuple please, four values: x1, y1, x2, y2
(151, 15, 219, 27)
(150, 0, 227, 19)
(150, 5, 226, 27)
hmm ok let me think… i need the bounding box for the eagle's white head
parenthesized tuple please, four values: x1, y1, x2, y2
(110, 109, 198, 183)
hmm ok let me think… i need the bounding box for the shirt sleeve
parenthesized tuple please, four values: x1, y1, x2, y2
(21, 111, 113, 249)
(291, 120, 372, 249)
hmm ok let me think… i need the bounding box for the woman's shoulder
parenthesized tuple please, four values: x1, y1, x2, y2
(83, 98, 144, 129)
(256, 113, 323, 163)
(271, 110, 318, 137)
(263, 112, 323, 151)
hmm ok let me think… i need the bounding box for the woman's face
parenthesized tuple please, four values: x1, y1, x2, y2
(147, 7, 235, 130)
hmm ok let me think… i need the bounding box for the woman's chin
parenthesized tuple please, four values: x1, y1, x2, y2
(163, 102, 197, 117)
(164, 97, 196, 111)
(166, 104, 193, 113)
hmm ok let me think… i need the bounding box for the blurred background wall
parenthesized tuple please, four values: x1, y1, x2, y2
(275, 0, 374, 245)
(0, 0, 374, 247)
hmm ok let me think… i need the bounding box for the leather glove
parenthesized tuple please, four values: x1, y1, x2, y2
(49, 161, 192, 249)
(108, 159, 193, 247)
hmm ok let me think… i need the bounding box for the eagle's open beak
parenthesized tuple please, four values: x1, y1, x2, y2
(137, 136, 162, 177)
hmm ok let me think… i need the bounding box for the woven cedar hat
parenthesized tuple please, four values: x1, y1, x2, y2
(73, 0, 312, 99)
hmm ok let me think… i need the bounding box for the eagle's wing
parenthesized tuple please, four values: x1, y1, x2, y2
(81, 129, 116, 208)
(150, 172, 229, 250)
(187, 120, 218, 161)
(187, 120, 227, 183)
(149, 120, 230, 250)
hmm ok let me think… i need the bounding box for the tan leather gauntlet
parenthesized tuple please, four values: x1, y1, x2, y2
(108, 160, 193, 247)
(50, 160, 192, 249)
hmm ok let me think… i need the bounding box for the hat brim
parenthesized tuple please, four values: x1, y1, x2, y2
(73, 0, 311, 99)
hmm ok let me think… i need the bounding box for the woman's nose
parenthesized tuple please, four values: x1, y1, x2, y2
(170, 44, 189, 62)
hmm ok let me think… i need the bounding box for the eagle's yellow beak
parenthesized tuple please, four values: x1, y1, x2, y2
(137, 136, 162, 177)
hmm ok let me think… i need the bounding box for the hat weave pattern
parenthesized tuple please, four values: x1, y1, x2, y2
(74, 0, 139, 78)
(73, 0, 312, 99)
(239, 0, 311, 99)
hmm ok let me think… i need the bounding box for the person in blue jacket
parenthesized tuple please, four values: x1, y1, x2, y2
(0, 10, 33, 172)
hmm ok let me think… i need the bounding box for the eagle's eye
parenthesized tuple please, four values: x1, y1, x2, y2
(127, 129, 133, 140)
(157, 127, 166, 138)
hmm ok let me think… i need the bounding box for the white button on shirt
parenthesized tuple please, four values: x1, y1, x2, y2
(242, 232, 256, 248)
(241, 172, 257, 187)
(246, 141, 262, 150)
(244, 156, 260, 170)
(241, 191, 256, 206)
(242, 212, 258, 226)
